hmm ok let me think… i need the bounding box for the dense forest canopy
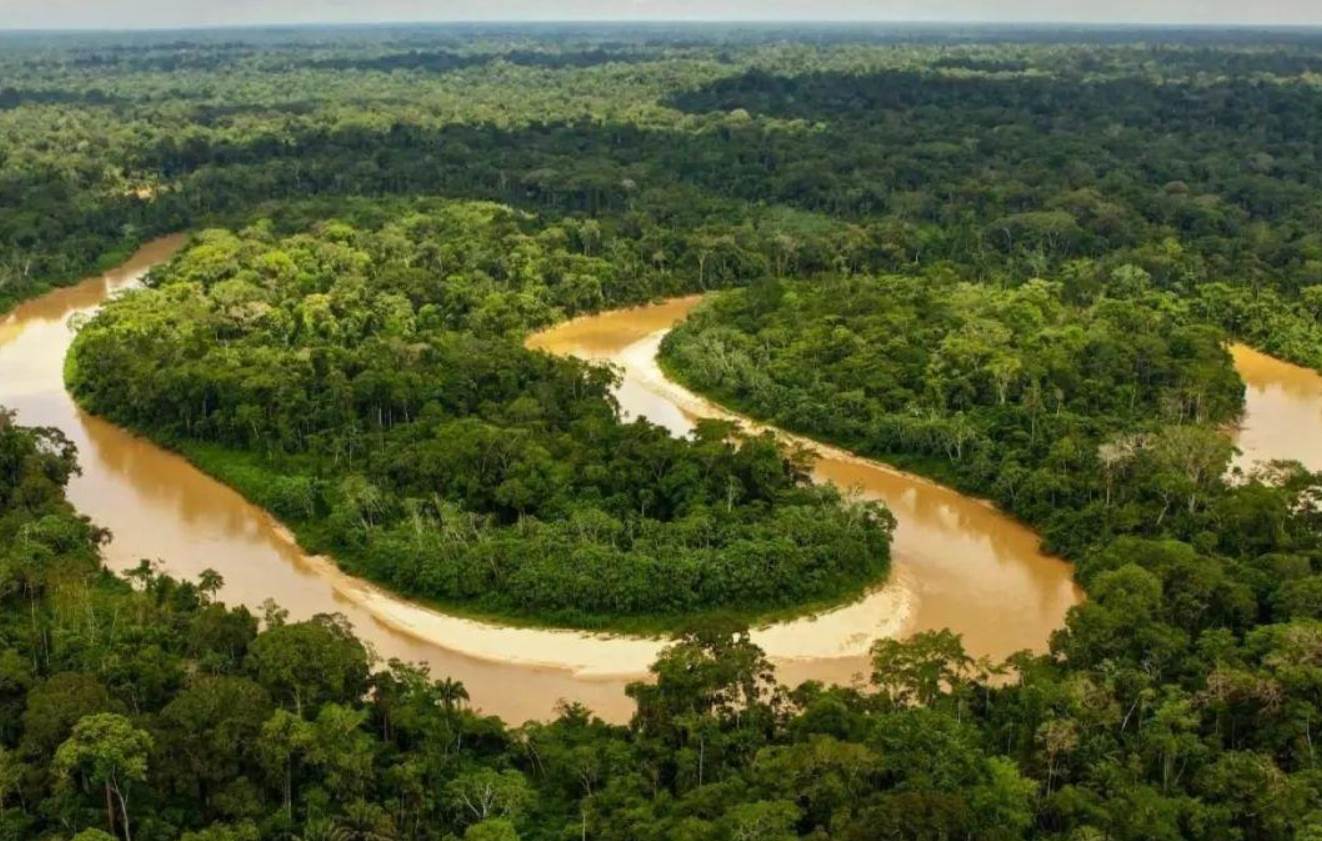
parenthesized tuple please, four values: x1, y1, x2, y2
(3, 22, 1322, 841)
(661, 274, 1249, 557)
(4, 24, 1322, 366)
(65, 204, 893, 627)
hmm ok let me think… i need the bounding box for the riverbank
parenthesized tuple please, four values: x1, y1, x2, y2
(3, 240, 913, 722)
(151, 436, 897, 637)
(528, 296, 1080, 664)
(6, 240, 1320, 721)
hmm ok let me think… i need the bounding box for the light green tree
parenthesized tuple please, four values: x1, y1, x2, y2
(54, 713, 153, 841)
(464, 818, 520, 841)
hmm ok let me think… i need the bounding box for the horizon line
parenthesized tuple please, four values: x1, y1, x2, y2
(4, 19, 1322, 35)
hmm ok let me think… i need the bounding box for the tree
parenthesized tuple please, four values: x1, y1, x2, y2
(246, 616, 370, 716)
(257, 709, 315, 818)
(870, 630, 974, 709)
(0, 747, 22, 814)
(445, 769, 533, 825)
(306, 704, 376, 802)
(1150, 425, 1236, 519)
(178, 823, 261, 841)
(54, 714, 153, 841)
(719, 800, 800, 841)
(628, 623, 780, 735)
(19, 674, 121, 759)
(464, 818, 520, 841)
(157, 676, 272, 813)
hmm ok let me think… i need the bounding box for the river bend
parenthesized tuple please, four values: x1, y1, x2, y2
(3, 241, 1316, 721)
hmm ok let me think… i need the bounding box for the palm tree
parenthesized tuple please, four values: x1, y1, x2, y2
(295, 819, 352, 841)
(437, 677, 470, 715)
(336, 801, 398, 841)
(437, 677, 470, 751)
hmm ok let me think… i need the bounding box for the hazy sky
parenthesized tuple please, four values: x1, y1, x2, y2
(2, 0, 1320, 30)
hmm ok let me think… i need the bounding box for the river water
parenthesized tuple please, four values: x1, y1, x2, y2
(1230, 343, 1322, 473)
(527, 297, 1082, 667)
(2, 240, 1314, 722)
(0, 239, 643, 723)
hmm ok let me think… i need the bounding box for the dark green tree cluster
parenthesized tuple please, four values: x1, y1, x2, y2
(661, 273, 1250, 555)
(658, 260, 1322, 835)
(2, 411, 1321, 840)
(66, 205, 892, 628)
(3, 28, 1322, 370)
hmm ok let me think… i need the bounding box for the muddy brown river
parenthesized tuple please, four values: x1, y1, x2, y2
(1230, 343, 1322, 473)
(2, 240, 1314, 722)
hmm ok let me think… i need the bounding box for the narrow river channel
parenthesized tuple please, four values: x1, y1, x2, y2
(2, 239, 1316, 722)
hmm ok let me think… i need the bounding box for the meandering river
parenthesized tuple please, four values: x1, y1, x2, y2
(527, 298, 1082, 665)
(2, 239, 1316, 722)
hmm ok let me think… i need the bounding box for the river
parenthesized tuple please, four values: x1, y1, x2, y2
(2, 239, 1316, 722)
(527, 297, 1083, 666)
(1230, 343, 1322, 473)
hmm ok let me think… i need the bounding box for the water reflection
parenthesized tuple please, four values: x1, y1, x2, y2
(24, 263, 1310, 722)
(7, 253, 1070, 720)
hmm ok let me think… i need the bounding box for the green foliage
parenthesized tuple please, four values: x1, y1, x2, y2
(655, 240, 1322, 841)
(67, 210, 893, 628)
(662, 275, 1247, 555)
(5, 27, 1322, 373)
(5, 23, 1322, 841)
(463, 819, 519, 841)
(54, 714, 153, 841)
(0, 406, 1318, 839)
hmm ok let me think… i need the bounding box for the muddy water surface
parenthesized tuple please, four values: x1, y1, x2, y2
(529, 297, 1083, 676)
(1231, 343, 1322, 473)
(0, 239, 644, 723)
(24, 254, 1310, 723)
(0, 247, 925, 721)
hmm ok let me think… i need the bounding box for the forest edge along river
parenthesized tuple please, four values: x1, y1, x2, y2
(527, 297, 1081, 665)
(3, 238, 1319, 722)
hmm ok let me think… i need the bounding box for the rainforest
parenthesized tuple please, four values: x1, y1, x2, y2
(2, 21, 1322, 841)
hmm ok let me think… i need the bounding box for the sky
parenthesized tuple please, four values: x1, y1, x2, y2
(1, 0, 1320, 30)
